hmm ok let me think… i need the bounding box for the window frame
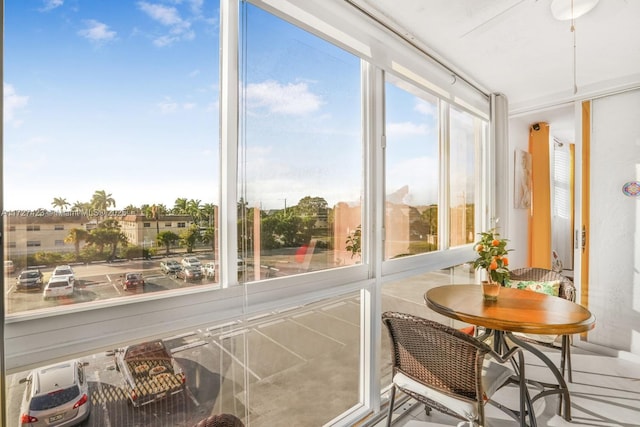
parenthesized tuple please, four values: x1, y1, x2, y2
(3, 6, 494, 427)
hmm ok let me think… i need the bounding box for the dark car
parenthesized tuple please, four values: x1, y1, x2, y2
(16, 269, 44, 291)
(121, 272, 145, 291)
(176, 265, 202, 282)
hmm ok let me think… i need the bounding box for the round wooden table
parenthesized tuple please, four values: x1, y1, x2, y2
(425, 284, 595, 334)
(425, 284, 596, 421)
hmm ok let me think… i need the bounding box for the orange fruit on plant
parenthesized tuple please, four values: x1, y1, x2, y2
(491, 239, 500, 246)
(489, 260, 498, 270)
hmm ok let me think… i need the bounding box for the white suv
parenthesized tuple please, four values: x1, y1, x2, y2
(18, 359, 91, 426)
(51, 265, 76, 284)
(181, 257, 202, 268)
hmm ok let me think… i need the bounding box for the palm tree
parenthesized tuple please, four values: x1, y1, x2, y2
(173, 198, 188, 215)
(123, 204, 140, 214)
(64, 228, 89, 259)
(201, 203, 216, 227)
(71, 201, 91, 212)
(91, 190, 116, 211)
(202, 226, 216, 252)
(51, 197, 70, 213)
(187, 199, 202, 223)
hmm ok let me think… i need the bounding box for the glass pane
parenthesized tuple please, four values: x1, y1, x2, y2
(449, 107, 482, 247)
(380, 264, 475, 391)
(384, 79, 439, 259)
(6, 292, 360, 427)
(239, 4, 363, 282)
(4, 1, 221, 314)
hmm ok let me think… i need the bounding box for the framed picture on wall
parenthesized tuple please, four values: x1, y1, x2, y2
(514, 149, 532, 209)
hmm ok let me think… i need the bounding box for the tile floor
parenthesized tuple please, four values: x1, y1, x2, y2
(378, 344, 640, 427)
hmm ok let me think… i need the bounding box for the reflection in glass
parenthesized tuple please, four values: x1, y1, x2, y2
(5, 293, 361, 427)
(449, 106, 482, 247)
(384, 80, 439, 259)
(239, 4, 363, 282)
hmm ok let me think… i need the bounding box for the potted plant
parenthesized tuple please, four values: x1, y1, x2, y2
(473, 229, 511, 300)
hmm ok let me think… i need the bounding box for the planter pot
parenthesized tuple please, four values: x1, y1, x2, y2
(482, 280, 500, 301)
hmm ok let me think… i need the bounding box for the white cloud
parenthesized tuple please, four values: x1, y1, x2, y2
(3, 83, 29, 126)
(139, 2, 182, 25)
(246, 80, 323, 116)
(157, 99, 179, 114)
(138, 1, 193, 46)
(183, 103, 196, 110)
(415, 99, 437, 117)
(188, 69, 200, 78)
(78, 20, 117, 44)
(387, 121, 428, 137)
(40, 0, 63, 12)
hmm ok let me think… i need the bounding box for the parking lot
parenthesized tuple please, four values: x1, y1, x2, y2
(5, 292, 363, 427)
(4, 257, 220, 314)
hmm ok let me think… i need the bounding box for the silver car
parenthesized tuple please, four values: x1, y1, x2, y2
(18, 360, 91, 427)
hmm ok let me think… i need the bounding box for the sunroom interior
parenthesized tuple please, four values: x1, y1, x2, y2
(2, 0, 640, 426)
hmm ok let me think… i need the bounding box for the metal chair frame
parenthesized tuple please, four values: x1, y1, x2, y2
(509, 267, 576, 382)
(382, 311, 531, 427)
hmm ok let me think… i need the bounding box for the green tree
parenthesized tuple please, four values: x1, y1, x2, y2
(345, 225, 361, 259)
(173, 198, 188, 215)
(91, 190, 116, 217)
(201, 226, 216, 252)
(179, 225, 201, 253)
(156, 231, 180, 255)
(64, 228, 89, 259)
(201, 203, 216, 227)
(88, 219, 127, 259)
(123, 204, 141, 214)
(91, 190, 116, 209)
(296, 196, 328, 218)
(51, 197, 70, 212)
(71, 201, 91, 212)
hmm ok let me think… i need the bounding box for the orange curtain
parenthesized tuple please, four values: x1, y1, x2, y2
(528, 123, 552, 268)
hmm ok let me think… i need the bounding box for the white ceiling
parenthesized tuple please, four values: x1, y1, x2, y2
(351, 0, 640, 115)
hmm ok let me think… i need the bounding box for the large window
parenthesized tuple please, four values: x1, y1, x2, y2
(238, 3, 363, 281)
(3, 1, 493, 426)
(4, 0, 221, 314)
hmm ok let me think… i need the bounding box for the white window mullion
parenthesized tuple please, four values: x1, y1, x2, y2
(220, 0, 240, 287)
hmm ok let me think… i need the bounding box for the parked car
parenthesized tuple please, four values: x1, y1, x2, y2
(106, 340, 185, 407)
(18, 359, 91, 427)
(176, 265, 202, 282)
(160, 260, 182, 275)
(181, 256, 202, 268)
(43, 276, 74, 300)
(51, 265, 75, 284)
(5, 259, 15, 275)
(121, 272, 145, 290)
(16, 269, 44, 291)
(202, 262, 216, 279)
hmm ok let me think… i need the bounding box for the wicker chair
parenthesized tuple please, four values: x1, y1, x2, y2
(509, 267, 576, 382)
(382, 312, 529, 427)
(192, 414, 244, 427)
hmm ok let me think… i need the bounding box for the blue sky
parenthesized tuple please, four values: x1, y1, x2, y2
(3, 0, 444, 212)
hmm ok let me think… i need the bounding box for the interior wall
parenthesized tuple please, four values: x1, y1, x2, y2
(507, 115, 532, 269)
(508, 105, 575, 270)
(589, 89, 640, 355)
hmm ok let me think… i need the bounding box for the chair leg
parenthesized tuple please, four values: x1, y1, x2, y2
(386, 386, 396, 427)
